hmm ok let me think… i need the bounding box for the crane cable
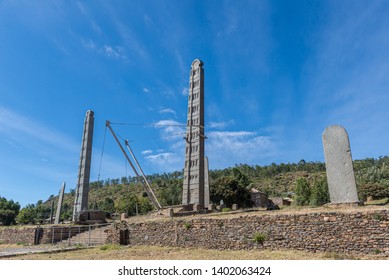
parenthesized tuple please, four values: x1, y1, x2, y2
(97, 125, 107, 181)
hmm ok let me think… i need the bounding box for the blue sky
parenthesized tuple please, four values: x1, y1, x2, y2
(1, 0, 389, 206)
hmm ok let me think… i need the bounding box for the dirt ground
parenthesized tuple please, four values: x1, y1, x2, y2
(1, 244, 387, 260)
(1, 204, 388, 260)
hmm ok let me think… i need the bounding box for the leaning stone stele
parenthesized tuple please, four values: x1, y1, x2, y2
(322, 125, 359, 204)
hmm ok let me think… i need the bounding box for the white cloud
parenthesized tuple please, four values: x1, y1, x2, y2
(104, 45, 126, 60)
(159, 108, 176, 115)
(154, 120, 186, 141)
(141, 149, 153, 155)
(206, 131, 275, 168)
(182, 87, 188, 96)
(298, 2, 389, 160)
(80, 38, 128, 62)
(143, 87, 150, 93)
(0, 106, 78, 153)
(81, 38, 96, 51)
(208, 120, 234, 129)
(144, 152, 182, 172)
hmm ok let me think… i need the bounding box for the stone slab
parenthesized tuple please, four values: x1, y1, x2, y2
(322, 125, 359, 204)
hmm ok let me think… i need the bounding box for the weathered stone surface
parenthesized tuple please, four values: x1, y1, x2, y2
(120, 213, 128, 220)
(204, 156, 210, 209)
(0, 227, 36, 245)
(75, 210, 106, 225)
(322, 125, 359, 204)
(108, 210, 389, 256)
(73, 110, 94, 221)
(182, 59, 205, 207)
(54, 182, 65, 224)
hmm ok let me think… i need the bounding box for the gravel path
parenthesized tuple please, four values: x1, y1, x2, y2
(0, 245, 79, 258)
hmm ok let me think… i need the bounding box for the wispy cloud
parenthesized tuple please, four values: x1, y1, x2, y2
(80, 38, 128, 62)
(81, 38, 96, 51)
(154, 119, 185, 141)
(0, 106, 82, 203)
(0, 106, 78, 154)
(141, 149, 153, 155)
(206, 131, 275, 168)
(208, 120, 234, 129)
(103, 45, 125, 59)
(143, 87, 150, 93)
(299, 1, 389, 159)
(159, 108, 176, 115)
(181, 87, 188, 96)
(144, 151, 182, 172)
(145, 116, 276, 171)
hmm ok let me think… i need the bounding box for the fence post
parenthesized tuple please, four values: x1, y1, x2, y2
(100, 225, 102, 244)
(88, 225, 91, 246)
(34, 227, 40, 245)
(68, 226, 71, 246)
(51, 227, 55, 245)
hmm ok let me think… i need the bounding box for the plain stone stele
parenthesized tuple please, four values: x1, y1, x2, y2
(322, 125, 359, 204)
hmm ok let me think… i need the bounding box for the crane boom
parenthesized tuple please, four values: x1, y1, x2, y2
(105, 120, 162, 211)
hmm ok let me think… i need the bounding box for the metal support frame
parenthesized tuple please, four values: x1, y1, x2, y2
(106, 121, 162, 211)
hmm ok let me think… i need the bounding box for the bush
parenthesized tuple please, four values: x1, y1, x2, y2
(0, 196, 21, 226)
(310, 177, 330, 206)
(183, 221, 191, 230)
(252, 232, 267, 244)
(210, 168, 252, 208)
(358, 183, 389, 201)
(294, 178, 311, 206)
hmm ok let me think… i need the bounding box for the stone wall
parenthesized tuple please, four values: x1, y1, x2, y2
(0, 227, 37, 245)
(117, 210, 389, 256)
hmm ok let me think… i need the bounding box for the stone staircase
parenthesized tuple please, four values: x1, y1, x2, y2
(59, 224, 111, 246)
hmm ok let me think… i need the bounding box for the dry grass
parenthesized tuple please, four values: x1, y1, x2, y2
(2, 245, 387, 260)
(2, 204, 388, 260)
(124, 204, 389, 223)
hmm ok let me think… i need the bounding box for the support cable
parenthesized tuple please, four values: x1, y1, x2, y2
(105, 120, 162, 211)
(97, 125, 107, 181)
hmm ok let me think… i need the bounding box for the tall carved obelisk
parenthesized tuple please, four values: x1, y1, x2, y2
(182, 59, 206, 209)
(73, 110, 94, 221)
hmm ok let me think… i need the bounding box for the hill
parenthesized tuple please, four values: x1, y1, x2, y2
(17, 156, 389, 224)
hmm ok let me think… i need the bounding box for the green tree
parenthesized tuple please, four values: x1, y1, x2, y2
(310, 177, 330, 206)
(100, 197, 115, 213)
(294, 177, 311, 206)
(138, 196, 153, 214)
(358, 183, 389, 201)
(210, 169, 252, 207)
(0, 196, 20, 226)
(16, 204, 37, 225)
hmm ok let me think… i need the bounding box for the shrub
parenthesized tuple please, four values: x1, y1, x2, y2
(294, 178, 311, 206)
(252, 232, 267, 244)
(183, 221, 191, 230)
(310, 177, 330, 206)
(358, 183, 389, 201)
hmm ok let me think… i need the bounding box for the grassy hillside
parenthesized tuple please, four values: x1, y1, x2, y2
(26, 156, 389, 223)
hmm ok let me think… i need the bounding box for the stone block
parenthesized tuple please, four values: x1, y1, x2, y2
(121, 213, 128, 220)
(167, 208, 174, 218)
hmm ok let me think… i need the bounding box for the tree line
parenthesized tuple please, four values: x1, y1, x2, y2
(1, 156, 388, 226)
